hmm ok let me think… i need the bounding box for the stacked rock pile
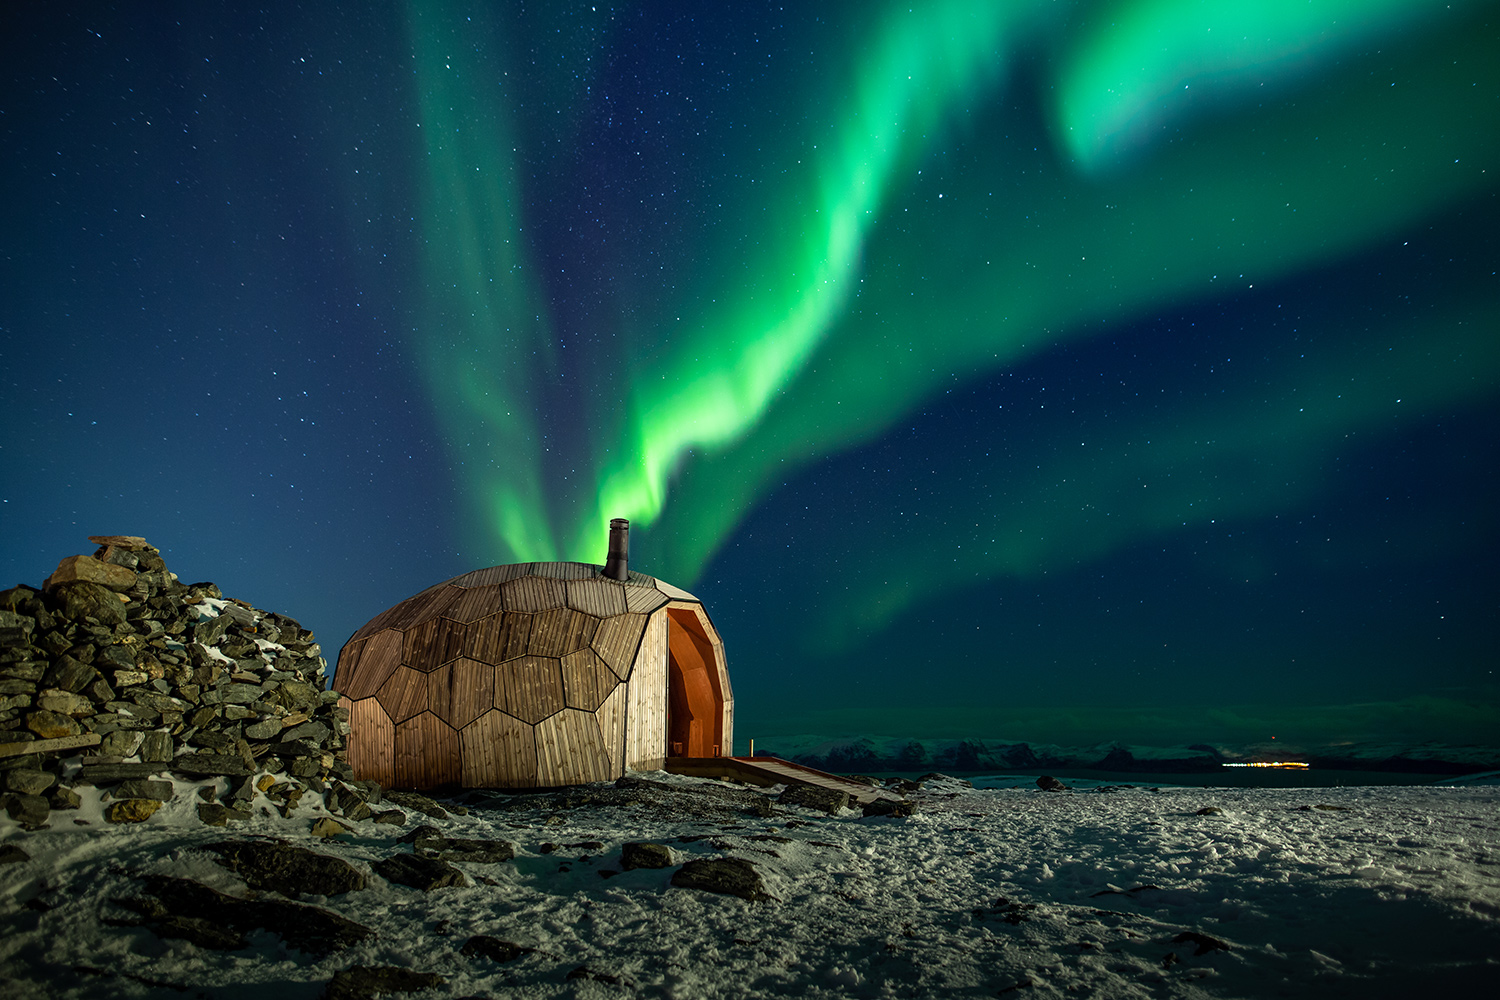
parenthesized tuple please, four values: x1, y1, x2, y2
(0, 535, 384, 830)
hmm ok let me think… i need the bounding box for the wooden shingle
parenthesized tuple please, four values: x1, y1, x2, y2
(459, 710, 536, 788)
(566, 579, 627, 618)
(338, 629, 403, 700)
(427, 657, 494, 730)
(402, 616, 466, 671)
(375, 665, 428, 724)
(447, 584, 505, 623)
(535, 709, 613, 785)
(528, 607, 599, 658)
(464, 611, 532, 664)
(494, 654, 565, 725)
(394, 712, 460, 788)
(561, 648, 618, 712)
(346, 697, 395, 787)
(501, 576, 568, 612)
(590, 613, 646, 680)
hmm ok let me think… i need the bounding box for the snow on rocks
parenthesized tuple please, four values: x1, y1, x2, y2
(0, 536, 368, 837)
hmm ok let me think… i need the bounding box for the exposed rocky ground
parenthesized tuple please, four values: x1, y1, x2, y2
(0, 536, 379, 835)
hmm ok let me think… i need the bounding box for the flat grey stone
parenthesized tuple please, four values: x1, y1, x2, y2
(171, 753, 251, 777)
(2, 768, 56, 796)
(778, 784, 849, 814)
(324, 966, 445, 1000)
(670, 857, 772, 901)
(621, 841, 677, 870)
(204, 838, 367, 896)
(373, 853, 468, 891)
(114, 779, 174, 801)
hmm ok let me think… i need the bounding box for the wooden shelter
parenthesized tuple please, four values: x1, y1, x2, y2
(333, 554, 733, 790)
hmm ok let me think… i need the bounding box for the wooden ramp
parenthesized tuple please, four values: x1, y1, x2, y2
(664, 755, 900, 806)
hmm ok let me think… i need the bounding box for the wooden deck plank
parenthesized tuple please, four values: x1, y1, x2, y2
(664, 756, 901, 805)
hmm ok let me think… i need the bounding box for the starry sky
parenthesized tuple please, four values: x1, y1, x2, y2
(3, 1, 1497, 751)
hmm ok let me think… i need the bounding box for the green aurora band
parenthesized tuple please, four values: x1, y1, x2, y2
(409, 0, 1499, 631)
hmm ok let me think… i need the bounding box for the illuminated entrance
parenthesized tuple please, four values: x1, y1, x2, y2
(665, 605, 732, 757)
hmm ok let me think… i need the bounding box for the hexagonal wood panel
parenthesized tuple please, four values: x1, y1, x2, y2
(335, 561, 732, 790)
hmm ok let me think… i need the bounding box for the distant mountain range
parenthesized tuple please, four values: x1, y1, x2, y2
(755, 734, 1500, 777)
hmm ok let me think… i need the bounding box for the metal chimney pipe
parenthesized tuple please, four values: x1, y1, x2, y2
(602, 518, 630, 580)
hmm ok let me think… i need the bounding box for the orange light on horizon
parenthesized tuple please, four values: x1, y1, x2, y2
(1223, 761, 1310, 769)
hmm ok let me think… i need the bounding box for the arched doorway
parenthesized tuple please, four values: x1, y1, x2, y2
(665, 605, 730, 757)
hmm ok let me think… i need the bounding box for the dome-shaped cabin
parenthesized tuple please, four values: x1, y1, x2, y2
(333, 540, 732, 790)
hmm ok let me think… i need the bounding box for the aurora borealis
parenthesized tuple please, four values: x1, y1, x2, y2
(3, 2, 1497, 752)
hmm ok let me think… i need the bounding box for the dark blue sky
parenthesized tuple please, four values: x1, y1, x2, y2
(4, 2, 1497, 749)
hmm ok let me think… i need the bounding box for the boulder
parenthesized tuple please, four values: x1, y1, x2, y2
(25, 709, 82, 740)
(46, 555, 137, 592)
(311, 818, 352, 838)
(114, 779, 174, 801)
(105, 798, 162, 823)
(778, 784, 849, 814)
(621, 841, 677, 870)
(670, 857, 772, 901)
(3, 792, 50, 827)
(2, 768, 56, 796)
(204, 839, 367, 896)
(373, 853, 468, 891)
(49, 581, 126, 625)
(1036, 775, 1067, 792)
(403, 825, 515, 864)
(40, 655, 97, 694)
(323, 967, 445, 1000)
(461, 935, 535, 963)
(121, 874, 372, 957)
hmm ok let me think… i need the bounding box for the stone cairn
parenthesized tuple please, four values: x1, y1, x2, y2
(0, 535, 393, 830)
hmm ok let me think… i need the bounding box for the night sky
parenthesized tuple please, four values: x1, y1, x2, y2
(4, 2, 1497, 751)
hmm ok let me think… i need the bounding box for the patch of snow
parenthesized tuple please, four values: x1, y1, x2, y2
(2, 772, 1497, 998)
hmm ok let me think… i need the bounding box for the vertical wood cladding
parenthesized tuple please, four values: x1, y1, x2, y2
(336, 563, 730, 789)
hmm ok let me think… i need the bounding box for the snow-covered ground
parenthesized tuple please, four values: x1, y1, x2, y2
(3, 770, 1498, 999)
